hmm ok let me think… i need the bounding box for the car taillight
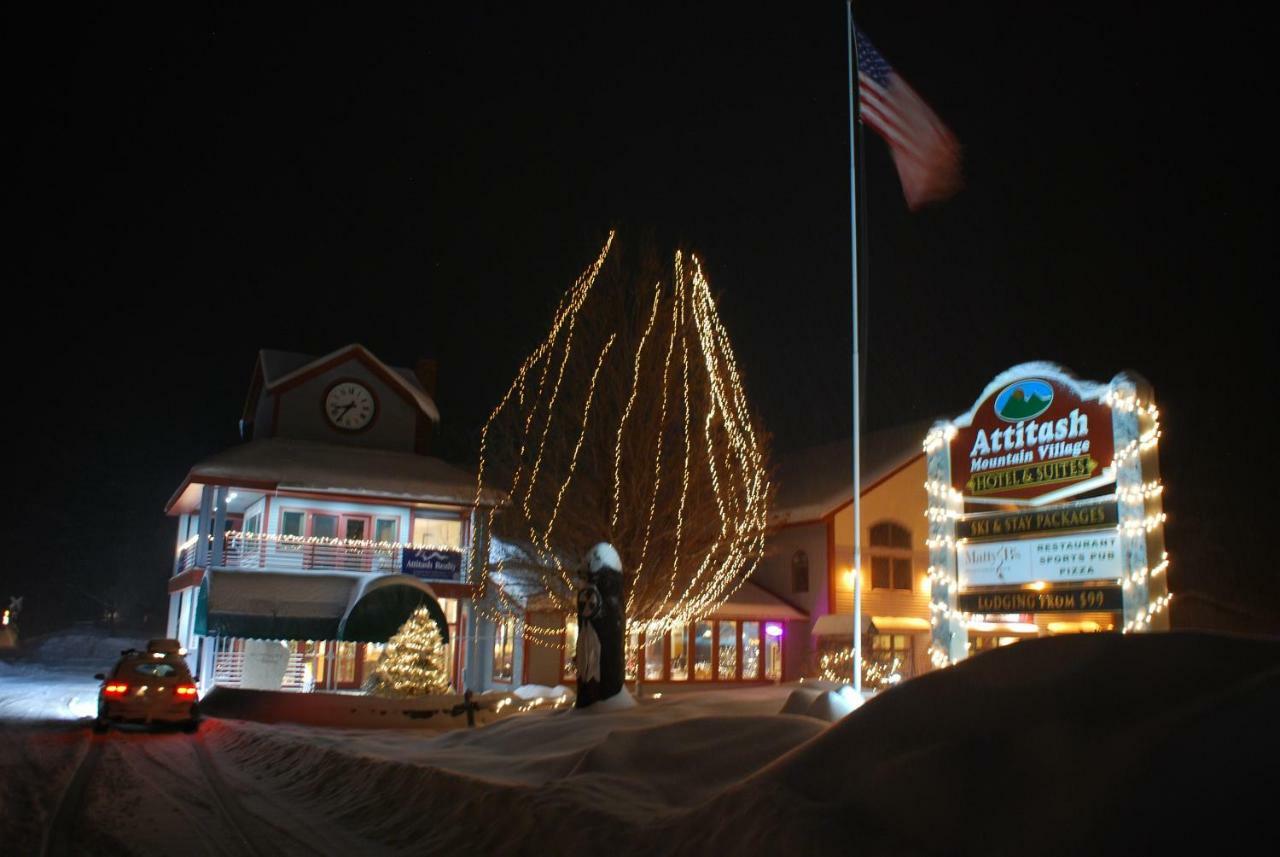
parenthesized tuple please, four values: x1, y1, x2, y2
(175, 685, 197, 698)
(103, 683, 129, 697)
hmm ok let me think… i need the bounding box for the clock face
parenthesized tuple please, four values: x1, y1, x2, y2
(324, 381, 376, 431)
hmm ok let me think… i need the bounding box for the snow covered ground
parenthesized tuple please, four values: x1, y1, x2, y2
(3, 631, 1277, 856)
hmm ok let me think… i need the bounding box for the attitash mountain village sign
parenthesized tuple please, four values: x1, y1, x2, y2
(923, 363, 1170, 666)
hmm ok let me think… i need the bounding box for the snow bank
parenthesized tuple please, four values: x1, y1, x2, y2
(24, 631, 146, 667)
(512, 683, 572, 700)
(199, 685, 523, 730)
(662, 632, 1280, 855)
(203, 686, 825, 852)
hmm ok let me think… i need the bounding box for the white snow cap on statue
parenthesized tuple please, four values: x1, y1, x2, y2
(586, 542, 622, 574)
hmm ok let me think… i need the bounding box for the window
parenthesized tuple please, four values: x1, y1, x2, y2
(870, 633, 911, 678)
(625, 631, 641, 680)
(129, 662, 187, 678)
(312, 514, 338, 540)
(363, 642, 385, 677)
(741, 621, 761, 679)
(563, 615, 578, 680)
(244, 512, 262, 535)
(693, 622, 713, 679)
(374, 519, 398, 543)
(281, 510, 306, 539)
(492, 616, 515, 682)
(334, 641, 358, 684)
(791, 550, 810, 593)
(717, 621, 738, 679)
(413, 515, 462, 548)
(644, 632, 664, 680)
(669, 623, 688, 680)
(764, 630, 782, 680)
(869, 522, 913, 591)
(372, 519, 399, 572)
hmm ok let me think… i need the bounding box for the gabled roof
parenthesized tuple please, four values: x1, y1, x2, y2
(770, 420, 935, 525)
(243, 344, 439, 424)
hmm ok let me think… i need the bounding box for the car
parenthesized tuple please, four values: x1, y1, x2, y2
(93, 638, 201, 733)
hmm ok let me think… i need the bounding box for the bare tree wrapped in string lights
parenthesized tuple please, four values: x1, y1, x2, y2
(471, 232, 771, 643)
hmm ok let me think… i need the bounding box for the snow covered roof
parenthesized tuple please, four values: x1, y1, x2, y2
(166, 438, 494, 513)
(712, 580, 807, 620)
(770, 420, 934, 525)
(248, 344, 440, 424)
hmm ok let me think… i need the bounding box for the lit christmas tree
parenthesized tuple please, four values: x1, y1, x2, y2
(364, 606, 451, 697)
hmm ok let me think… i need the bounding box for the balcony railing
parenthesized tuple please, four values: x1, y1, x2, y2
(175, 531, 465, 577)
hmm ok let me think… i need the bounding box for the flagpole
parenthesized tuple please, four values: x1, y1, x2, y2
(845, 0, 863, 696)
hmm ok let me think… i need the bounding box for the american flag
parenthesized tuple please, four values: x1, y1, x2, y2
(855, 26, 962, 210)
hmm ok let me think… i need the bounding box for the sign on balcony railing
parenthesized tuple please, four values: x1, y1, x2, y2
(402, 548, 464, 582)
(210, 531, 465, 579)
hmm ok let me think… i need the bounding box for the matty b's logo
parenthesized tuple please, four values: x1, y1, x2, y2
(994, 379, 1053, 422)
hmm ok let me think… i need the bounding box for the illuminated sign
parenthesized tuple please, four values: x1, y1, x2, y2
(958, 531, 1123, 588)
(950, 377, 1114, 502)
(957, 586, 1122, 614)
(956, 500, 1118, 542)
(925, 363, 1170, 660)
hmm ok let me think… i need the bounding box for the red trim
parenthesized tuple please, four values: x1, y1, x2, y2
(169, 478, 484, 517)
(822, 452, 925, 520)
(269, 346, 430, 418)
(168, 568, 205, 593)
(765, 451, 926, 531)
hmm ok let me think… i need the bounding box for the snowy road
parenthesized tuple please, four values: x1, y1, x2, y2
(0, 661, 826, 856)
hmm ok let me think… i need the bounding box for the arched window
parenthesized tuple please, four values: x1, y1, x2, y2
(869, 521, 913, 591)
(791, 550, 810, 593)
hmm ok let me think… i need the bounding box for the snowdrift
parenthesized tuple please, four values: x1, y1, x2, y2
(207, 632, 1276, 856)
(199, 686, 531, 730)
(664, 631, 1280, 856)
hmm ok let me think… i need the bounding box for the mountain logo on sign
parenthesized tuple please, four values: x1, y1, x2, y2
(994, 379, 1053, 422)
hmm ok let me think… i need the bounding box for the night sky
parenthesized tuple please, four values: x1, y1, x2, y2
(9, 3, 1275, 634)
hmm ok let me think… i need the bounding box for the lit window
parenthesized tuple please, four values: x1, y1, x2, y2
(413, 516, 462, 548)
(491, 617, 515, 682)
(717, 621, 738, 680)
(625, 631, 641, 680)
(693, 622, 713, 680)
(669, 623, 688, 681)
(563, 615, 578, 680)
(644, 632, 664, 680)
(870, 633, 911, 678)
(741, 621, 761, 679)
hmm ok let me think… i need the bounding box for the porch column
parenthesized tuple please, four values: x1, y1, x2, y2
(195, 486, 215, 568)
(210, 486, 229, 567)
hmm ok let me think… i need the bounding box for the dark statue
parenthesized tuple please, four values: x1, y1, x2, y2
(575, 543, 625, 708)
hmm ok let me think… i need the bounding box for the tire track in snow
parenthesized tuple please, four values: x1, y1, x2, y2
(114, 731, 248, 856)
(40, 731, 101, 857)
(190, 731, 270, 857)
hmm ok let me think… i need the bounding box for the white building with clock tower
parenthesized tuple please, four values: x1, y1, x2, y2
(164, 344, 503, 694)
